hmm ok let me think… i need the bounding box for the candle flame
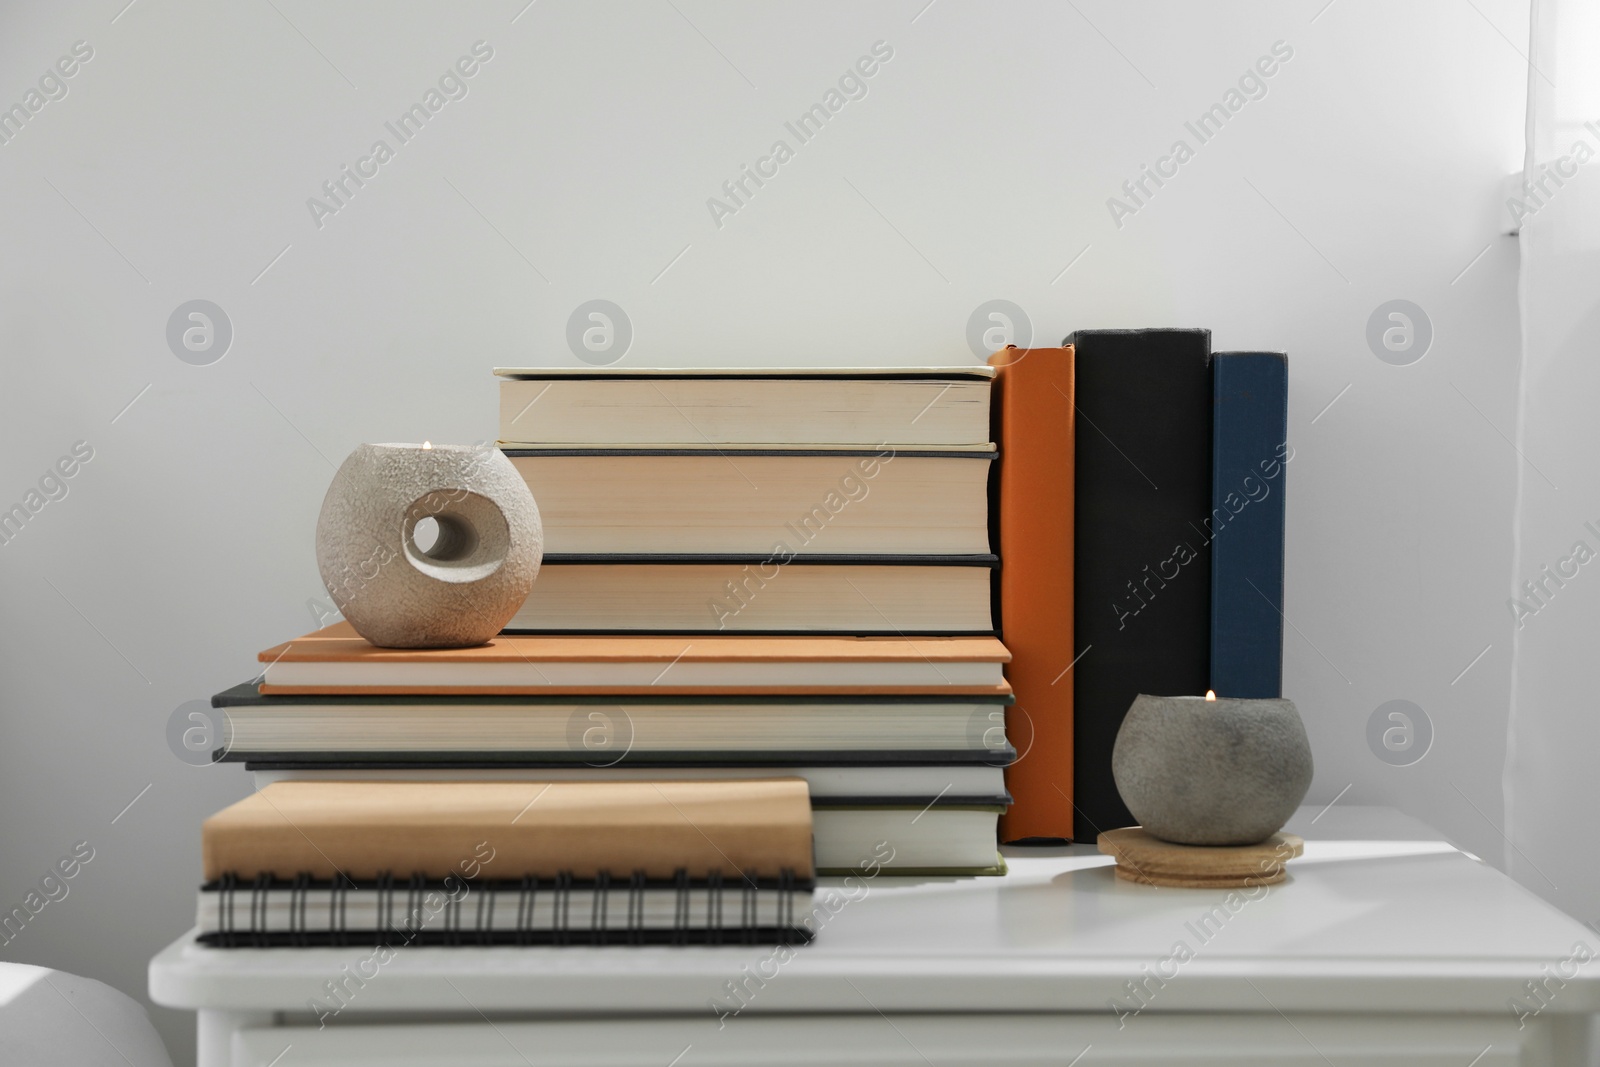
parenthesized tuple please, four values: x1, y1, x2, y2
(422, 440, 432, 449)
(1205, 690, 1216, 701)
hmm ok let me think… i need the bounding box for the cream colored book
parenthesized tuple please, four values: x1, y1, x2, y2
(494, 367, 994, 449)
(512, 556, 994, 633)
(506, 449, 993, 555)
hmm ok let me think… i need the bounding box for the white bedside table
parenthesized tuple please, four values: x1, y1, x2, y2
(150, 806, 1600, 1066)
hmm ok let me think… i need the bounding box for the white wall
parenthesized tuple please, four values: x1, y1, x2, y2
(1505, 133, 1600, 928)
(0, 2, 1531, 1061)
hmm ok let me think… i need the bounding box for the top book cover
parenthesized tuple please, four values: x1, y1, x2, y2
(495, 367, 995, 450)
(255, 623, 1013, 696)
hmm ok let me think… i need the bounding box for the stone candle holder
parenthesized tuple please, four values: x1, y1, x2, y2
(315, 442, 542, 648)
(1111, 692, 1313, 846)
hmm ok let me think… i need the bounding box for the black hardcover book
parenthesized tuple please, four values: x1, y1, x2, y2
(1067, 329, 1214, 840)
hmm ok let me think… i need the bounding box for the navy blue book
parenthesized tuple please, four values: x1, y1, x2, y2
(1209, 352, 1288, 698)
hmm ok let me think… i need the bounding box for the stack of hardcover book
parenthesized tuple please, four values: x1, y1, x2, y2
(213, 366, 1015, 883)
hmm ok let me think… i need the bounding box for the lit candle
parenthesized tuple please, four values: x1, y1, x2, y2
(1111, 691, 1313, 845)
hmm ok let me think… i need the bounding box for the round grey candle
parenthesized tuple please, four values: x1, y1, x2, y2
(1112, 692, 1314, 846)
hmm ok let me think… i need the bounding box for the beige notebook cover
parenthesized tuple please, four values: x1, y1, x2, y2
(202, 779, 814, 881)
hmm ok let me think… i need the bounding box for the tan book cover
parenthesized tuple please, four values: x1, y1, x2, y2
(256, 622, 1012, 696)
(262, 622, 1010, 664)
(202, 779, 814, 881)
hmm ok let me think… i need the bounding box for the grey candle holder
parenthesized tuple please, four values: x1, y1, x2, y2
(1112, 693, 1314, 846)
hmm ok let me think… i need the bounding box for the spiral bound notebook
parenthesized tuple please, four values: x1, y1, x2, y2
(197, 779, 816, 947)
(197, 870, 813, 947)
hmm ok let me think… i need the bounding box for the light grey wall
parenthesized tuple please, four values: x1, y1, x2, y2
(1505, 147, 1600, 926)
(0, 1, 1530, 1062)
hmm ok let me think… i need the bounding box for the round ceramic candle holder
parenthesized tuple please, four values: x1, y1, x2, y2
(315, 442, 542, 648)
(1111, 693, 1314, 846)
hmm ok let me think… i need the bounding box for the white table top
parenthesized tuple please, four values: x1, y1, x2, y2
(149, 806, 1600, 1016)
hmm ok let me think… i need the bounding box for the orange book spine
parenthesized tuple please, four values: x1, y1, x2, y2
(990, 346, 1076, 842)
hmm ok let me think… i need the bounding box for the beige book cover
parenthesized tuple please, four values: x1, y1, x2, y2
(202, 779, 814, 881)
(256, 622, 1013, 697)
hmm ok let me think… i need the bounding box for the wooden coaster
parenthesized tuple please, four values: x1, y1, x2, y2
(1097, 827, 1304, 888)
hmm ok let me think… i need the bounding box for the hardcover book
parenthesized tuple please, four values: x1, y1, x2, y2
(1210, 351, 1288, 698)
(211, 683, 1017, 762)
(250, 763, 1012, 808)
(1068, 329, 1213, 840)
(495, 366, 995, 450)
(237, 771, 1009, 879)
(255, 624, 1012, 696)
(987, 345, 1077, 843)
(516, 554, 996, 635)
(505, 449, 994, 556)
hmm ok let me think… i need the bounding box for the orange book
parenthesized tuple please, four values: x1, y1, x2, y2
(257, 622, 1012, 697)
(989, 346, 1076, 842)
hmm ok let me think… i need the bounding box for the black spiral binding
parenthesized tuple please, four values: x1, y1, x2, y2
(371, 872, 389, 941)
(740, 873, 758, 945)
(249, 873, 271, 948)
(705, 869, 724, 946)
(515, 875, 536, 946)
(672, 868, 691, 947)
(476, 876, 494, 945)
(330, 874, 352, 947)
(552, 871, 573, 946)
(778, 867, 795, 935)
(404, 873, 426, 941)
(442, 877, 463, 947)
(201, 867, 813, 947)
(591, 870, 610, 946)
(289, 873, 311, 948)
(218, 873, 236, 946)
(626, 871, 647, 946)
